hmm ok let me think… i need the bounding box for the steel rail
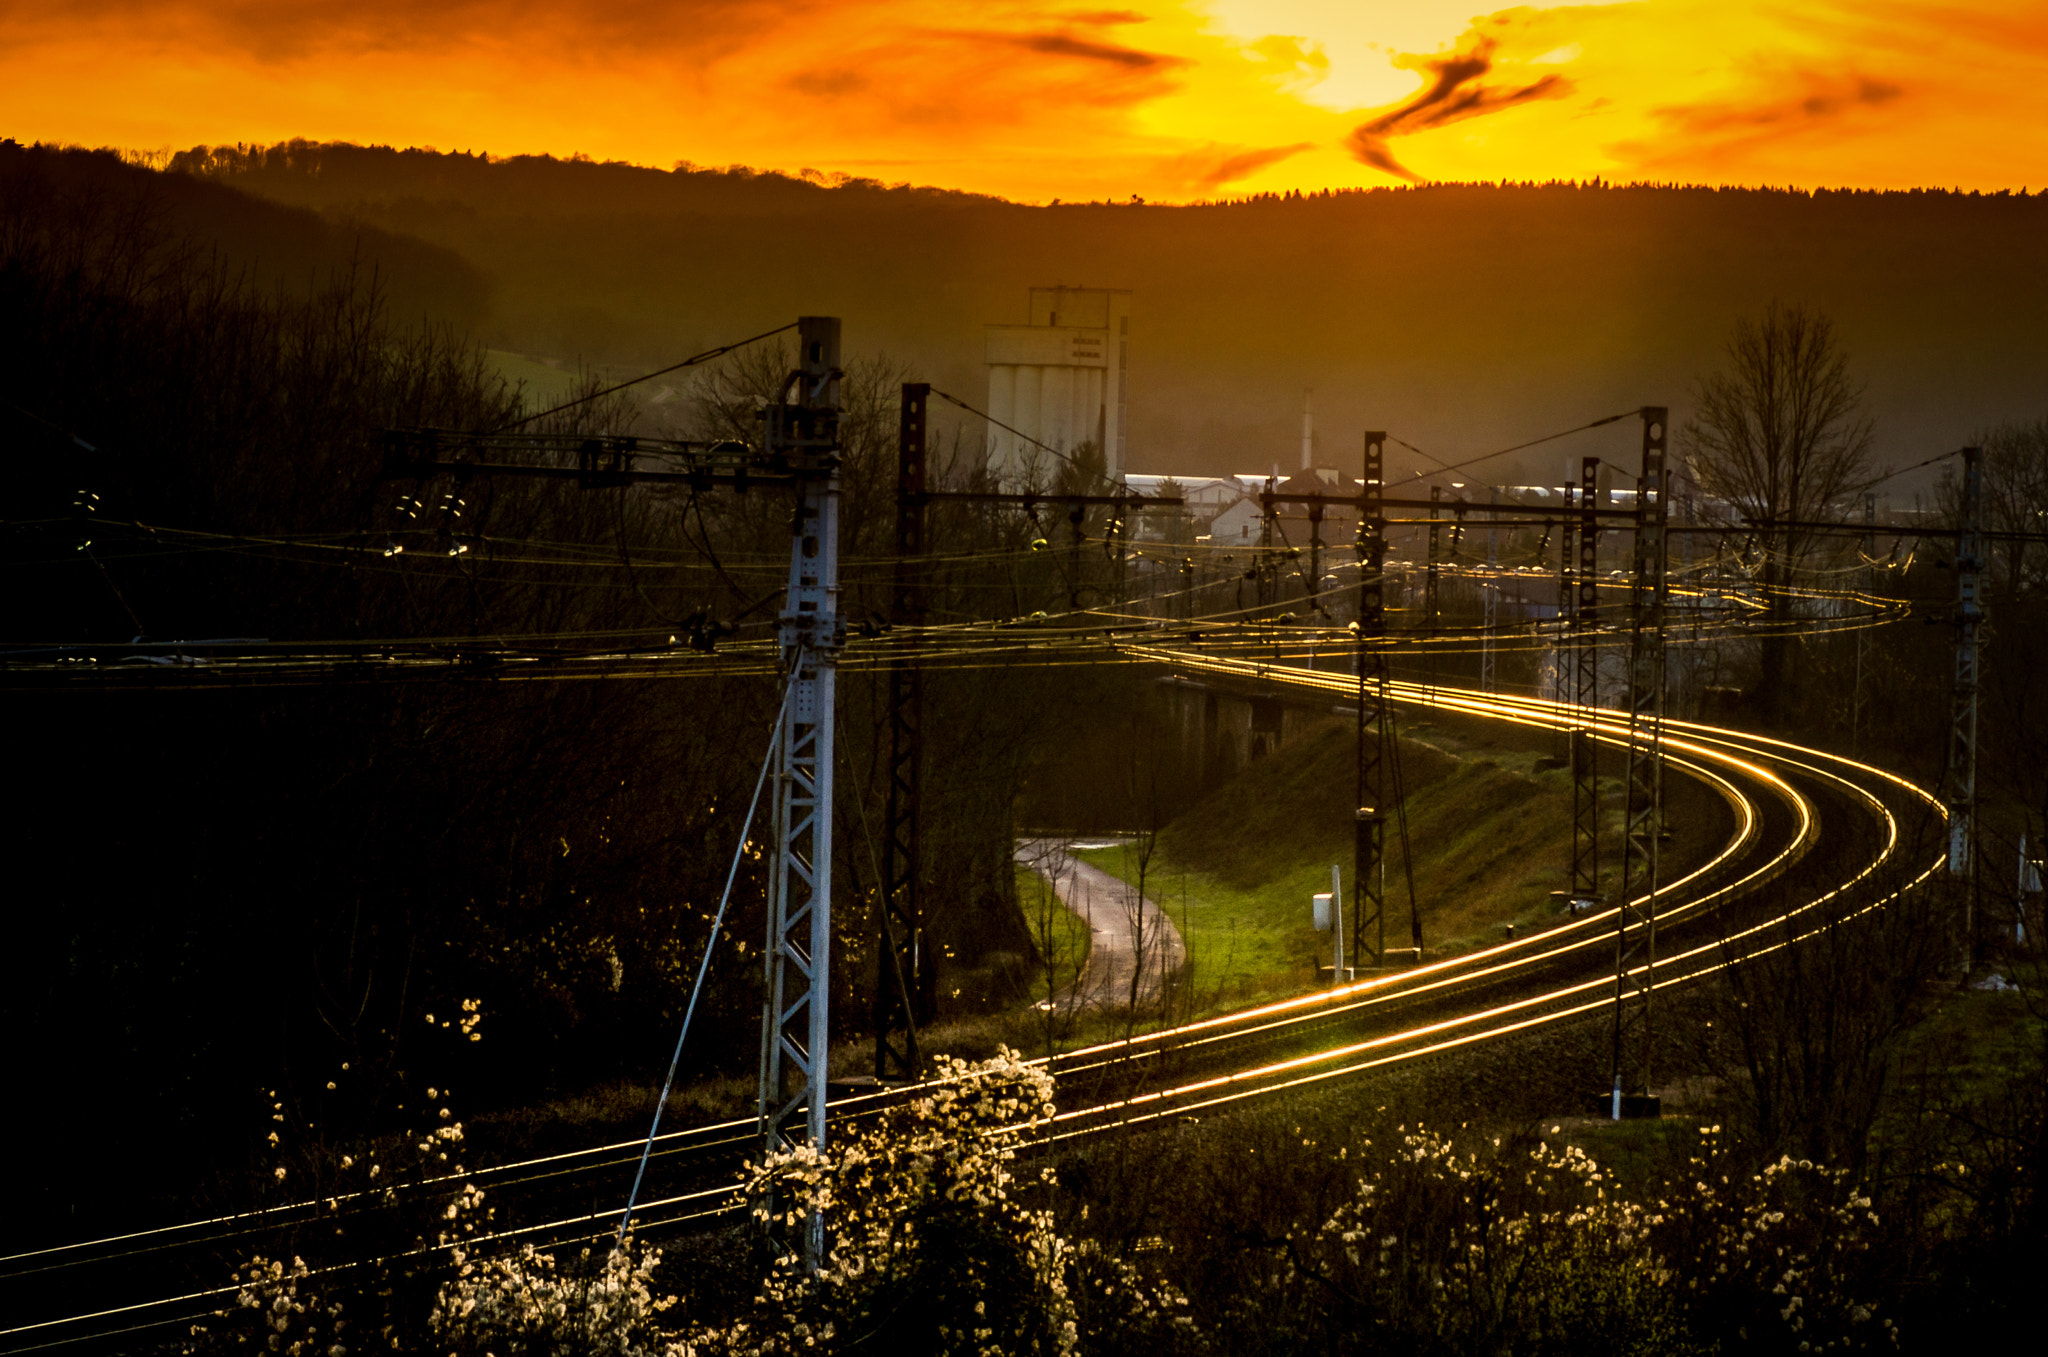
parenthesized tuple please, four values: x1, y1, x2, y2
(2, 664, 1940, 1353)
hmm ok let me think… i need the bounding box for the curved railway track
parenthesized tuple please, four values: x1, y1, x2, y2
(0, 657, 1944, 1354)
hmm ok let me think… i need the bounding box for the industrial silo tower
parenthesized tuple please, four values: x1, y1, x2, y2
(984, 286, 1130, 488)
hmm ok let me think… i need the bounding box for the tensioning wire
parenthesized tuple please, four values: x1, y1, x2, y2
(485, 321, 799, 434)
(618, 661, 795, 1240)
(1386, 409, 1642, 487)
(927, 388, 1124, 494)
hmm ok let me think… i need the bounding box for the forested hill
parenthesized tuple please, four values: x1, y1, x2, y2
(2, 141, 490, 325)
(170, 141, 2047, 489)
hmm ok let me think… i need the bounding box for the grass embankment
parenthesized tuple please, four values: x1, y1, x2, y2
(1074, 716, 1581, 1012)
(1014, 861, 1091, 996)
(472, 720, 1586, 1152)
(1873, 957, 2046, 1157)
(472, 720, 1589, 1152)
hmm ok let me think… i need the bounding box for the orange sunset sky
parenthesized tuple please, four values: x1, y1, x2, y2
(3, 2, 2044, 201)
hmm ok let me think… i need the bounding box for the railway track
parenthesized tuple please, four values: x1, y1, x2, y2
(0, 660, 1944, 1353)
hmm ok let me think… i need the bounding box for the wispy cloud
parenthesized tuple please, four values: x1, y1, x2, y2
(1655, 71, 1905, 138)
(0, 2, 2041, 199)
(1161, 141, 1316, 192)
(1604, 65, 1910, 176)
(1003, 29, 1185, 69)
(1344, 30, 1573, 182)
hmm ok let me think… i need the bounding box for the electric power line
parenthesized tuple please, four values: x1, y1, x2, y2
(485, 321, 800, 434)
(927, 388, 1122, 493)
(1387, 409, 1642, 487)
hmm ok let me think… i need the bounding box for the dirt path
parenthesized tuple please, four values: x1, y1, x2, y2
(1015, 839, 1187, 1011)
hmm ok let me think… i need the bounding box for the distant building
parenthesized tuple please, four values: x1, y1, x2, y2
(1207, 496, 1264, 544)
(1121, 474, 1239, 542)
(1123, 475, 1237, 514)
(985, 287, 1131, 488)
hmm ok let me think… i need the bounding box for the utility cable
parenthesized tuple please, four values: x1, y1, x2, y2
(618, 664, 795, 1241)
(3, 396, 98, 451)
(1383, 434, 1464, 480)
(1266, 515, 1320, 606)
(1388, 410, 1641, 487)
(928, 388, 1121, 493)
(1867, 445, 1966, 487)
(486, 321, 798, 434)
(680, 486, 781, 622)
(612, 488, 677, 623)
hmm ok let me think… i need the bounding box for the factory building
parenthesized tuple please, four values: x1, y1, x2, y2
(985, 287, 1131, 488)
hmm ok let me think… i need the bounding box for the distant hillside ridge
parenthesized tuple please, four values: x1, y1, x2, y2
(165, 140, 1005, 218)
(4, 140, 491, 327)
(163, 138, 2040, 214)
(160, 140, 2048, 487)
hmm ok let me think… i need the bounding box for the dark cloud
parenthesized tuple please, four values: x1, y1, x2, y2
(33, 3, 1182, 84)
(34, 2, 821, 63)
(1653, 73, 1904, 137)
(1346, 132, 1421, 184)
(779, 18, 1188, 127)
(1605, 69, 1911, 174)
(789, 67, 869, 99)
(1167, 141, 1314, 191)
(1007, 30, 1189, 70)
(1344, 35, 1573, 182)
(1061, 8, 1148, 24)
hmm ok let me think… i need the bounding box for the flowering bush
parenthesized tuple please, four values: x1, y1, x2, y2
(1255, 1122, 1893, 1355)
(429, 1235, 688, 1357)
(195, 1057, 1912, 1355)
(1285, 1124, 1693, 1355)
(185, 1255, 347, 1357)
(713, 1048, 1077, 1356)
(1651, 1132, 1896, 1353)
(202, 1055, 1200, 1357)
(1064, 1240, 1205, 1356)
(189, 1088, 493, 1356)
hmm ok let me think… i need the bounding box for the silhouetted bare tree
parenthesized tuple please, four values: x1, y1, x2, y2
(1945, 417, 2048, 601)
(1682, 301, 1878, 722)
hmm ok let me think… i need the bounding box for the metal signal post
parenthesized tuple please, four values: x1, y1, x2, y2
(1554, 484, 1576, 752)
(1480, 489, 1499, 694)
(376, 319, 854, 1254)
(1853, 492, 1876, 750)
(875, 383, 932, 1081)
(1306, 493, 1326, 617)
(757, 319, 846, 1217)
(1946, 446, 1983, 881)
(1425, 487, 1444, 636)
(1257, 481, 1279, 618)
(1355, 433, 1391, 969)
(1569, 457, 1602, 913)
(1611, 408, 1669, 1117)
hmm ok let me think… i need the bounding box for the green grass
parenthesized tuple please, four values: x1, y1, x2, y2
(1063, 717, 1581, 1016)
(1077, 842, 1329, 1010)
(1013, 862, 1091, 1002)
(1872, 957, 2046, 1156)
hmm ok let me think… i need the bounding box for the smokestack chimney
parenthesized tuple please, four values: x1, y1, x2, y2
(1301, 389, 1314, 472)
